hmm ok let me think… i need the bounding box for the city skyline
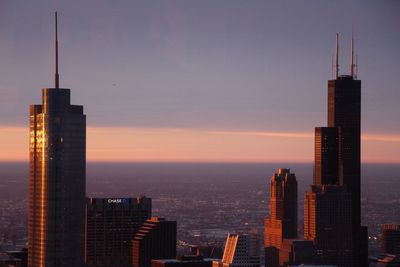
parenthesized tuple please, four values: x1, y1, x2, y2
(1, 1, 400, 163)
(0, 3, 398, 265)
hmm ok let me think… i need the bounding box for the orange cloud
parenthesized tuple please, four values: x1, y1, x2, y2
(0, 126, 399, 163)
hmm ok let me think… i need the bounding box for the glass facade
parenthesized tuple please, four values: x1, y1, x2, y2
(29, 88, 86, 267)
(85, 197, 152, 267)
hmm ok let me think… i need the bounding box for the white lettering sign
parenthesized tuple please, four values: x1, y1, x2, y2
(107, 199, 122, 204)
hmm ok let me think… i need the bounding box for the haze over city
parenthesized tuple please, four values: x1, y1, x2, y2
(0, 1, 400, 267)
(1, 0, 399, 163)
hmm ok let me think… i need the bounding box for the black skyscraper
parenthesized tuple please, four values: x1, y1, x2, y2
(327, 76, 361, 227)
(327, 37, 368, 267)
(29, 13, 86, 267)
(85, 197, 152, 267)
(133, 217, 177, 267)
(307, 33, 368, 267)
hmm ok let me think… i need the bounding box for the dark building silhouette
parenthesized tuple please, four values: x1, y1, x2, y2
(0, 252, 23, 267)
(264, 168, 297, 267)
(314, 127, 339, 186)
(28, 12, 86, 267)
(151, 255, 213, 267)
(85, 197, 152, 267)
(328, 74, 368, 266)
(307, 33, 368, 267)
(381, 224, 400, 255)
(7, 249, 28, 267)
(327, 75, 362, 228)
(133, 217, 177, 267)
(279, 239, 314, 267)
(304, 185, 353, 266)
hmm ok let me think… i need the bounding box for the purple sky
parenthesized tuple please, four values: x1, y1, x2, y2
(1, 0, 399, 135)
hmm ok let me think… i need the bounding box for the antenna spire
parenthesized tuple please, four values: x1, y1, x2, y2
(55, 12, 59, 89)
(335, 33, 339, 79)
(355, 53, 358, 79)
(350, 27, 355, 78)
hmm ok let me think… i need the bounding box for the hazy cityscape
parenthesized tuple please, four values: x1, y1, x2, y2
(0, 163, 399, 258)
(1, 1, 400, 267)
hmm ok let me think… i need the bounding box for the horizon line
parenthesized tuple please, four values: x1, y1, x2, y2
(1, 126, 399, 163)
(1, 160, 400, 164)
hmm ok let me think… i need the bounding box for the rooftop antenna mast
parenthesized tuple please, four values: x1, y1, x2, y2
(355, 54, 358, 79)
(335, 33, 339, 79)
(55, 11, 59, 89)
(350, 27, 355, 78)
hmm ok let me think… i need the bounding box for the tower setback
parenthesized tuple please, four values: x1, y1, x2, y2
(306, 33, 368, 267)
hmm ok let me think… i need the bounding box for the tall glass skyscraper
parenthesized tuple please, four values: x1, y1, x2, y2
(28, 13, 86, 267)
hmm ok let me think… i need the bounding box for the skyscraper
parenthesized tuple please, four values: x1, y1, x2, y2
(381, 224, 400, 255)
(85, 197, 152, 267)
(28, 13, 86, 267)
(213, 233, 260, 267)
(328, 34, 368, 267)
(133, 217, 177, 267)
(264, 168, 297, 267)
(305, 33, 368, 267)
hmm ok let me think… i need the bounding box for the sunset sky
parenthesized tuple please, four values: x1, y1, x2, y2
(0, 1, 399, 162)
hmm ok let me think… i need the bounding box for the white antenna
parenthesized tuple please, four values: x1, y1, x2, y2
(350, 27, 355, 78)
(335, 33, 339, 79)
(55, 12, 59, 88)
(355, 53, 358, 79)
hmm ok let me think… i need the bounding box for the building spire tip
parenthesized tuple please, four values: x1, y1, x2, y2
(335, 33, 339, 79)
(350, 26, 355, 78)
(55, 11, 59, 89)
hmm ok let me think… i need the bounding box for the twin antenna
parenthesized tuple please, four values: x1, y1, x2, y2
(55, 12, 59, 89)
(333, 31, 357, 79)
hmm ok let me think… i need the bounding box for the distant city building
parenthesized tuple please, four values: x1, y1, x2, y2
(189, 245, 223, 259)
(381, 224, 400, 255)
(304, 185, 353, 266)
(152, 255, 213, 267)
(264, 168, 297, 267)
(213, 233, 260, 267)
(28, 13, 86, 267)
(279, 239, 314, 267)
(133, 217, 177, 267)
(85, 197, 152, 267)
